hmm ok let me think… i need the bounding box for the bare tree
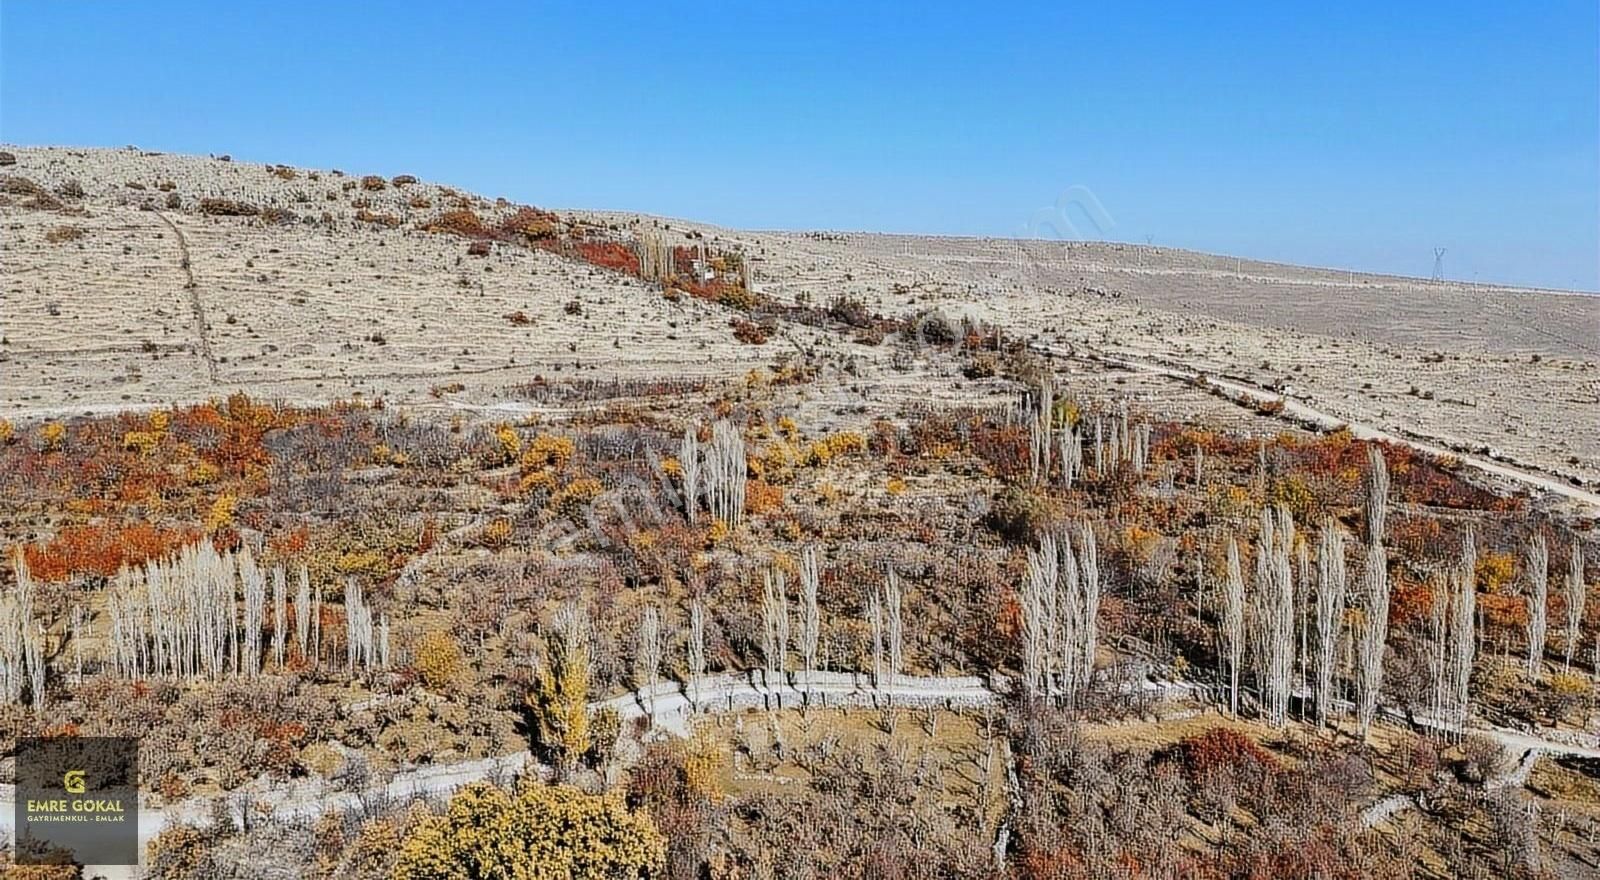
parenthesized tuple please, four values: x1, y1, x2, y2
(1526, 534, 1548, 680)
(1057, 425, 1082, 488)
(885, 565, 904, 694)
(1565, 543, 1587, 672)
(1, 556, 43, 706)
(1020, 536, 1054, 698)
(1364, 444, 1389, 546)
(761, 568, 789, 690)
(635, 606, 663, 719)
(867, 588, 885, 695)
(705, 420, 747, 525)
(688, 595, 706, 709)
(1314, 518, 1347, 728)
(1254, 505, 1295, 727)
(1355, 539, 1391, 740)
(344, 578, 375, 673)
(295, 565, 312, 663)
(69, 604, 88, 684)
(1073, 522, 1100, 703)
(799, 545, 821, 701)
(1028, 379, 1054, 486)
(1220, 537, 1246, 716)
(240, 546, 266, 678)
(1447, 528, 1478, 738)
(1427, 572, 1449, 736)
(679, 426, 701, 523)
(271, 565, 287, 671)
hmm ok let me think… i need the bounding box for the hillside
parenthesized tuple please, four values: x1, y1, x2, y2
(2, 144, 1597, 489)
(3, 145, 1600, 878)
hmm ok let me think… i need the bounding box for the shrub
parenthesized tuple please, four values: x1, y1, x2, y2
(45, 225, 84, 244)
(421, 209, 485, 236)
(355, 208, 399, 228)
(360, 175, 386, 191)
(828, 294, 874, 328)
(985, 486, 1054, 544)
(499, 207, 560, 241)
(550, 477, 604, 518)
(39, 421, 65, 450)
(391, 174, 418, 186)
(575, 239, 638, 273)
(393, 781, 664, 880)
(493, 423, 523, 463)
(731, 318, 770, 345)
(198, 197, 259, 217)
(415, 631, 463, 689)
(1173, 727, 1279, 781)
(466, 240, 491, 257)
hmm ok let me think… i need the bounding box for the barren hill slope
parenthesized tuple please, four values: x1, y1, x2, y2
(2, 145, 1596, 487)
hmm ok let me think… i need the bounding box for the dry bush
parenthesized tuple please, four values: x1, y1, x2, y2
(414, 631, 463, 689)
(199, 197, 260, 217)
(498, 206, 560, 240)
(0, 175, 44, 195)
(354, 208, 400, 228)
(391, 174, 418, 186)
(44, 225, 84, 244)
(360, 175, 386, 191)
(731, 318, 770, 345)
(420, 208, 485, 236)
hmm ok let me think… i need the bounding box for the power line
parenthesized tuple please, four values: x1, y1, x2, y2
(1431, 247, 1446, 282)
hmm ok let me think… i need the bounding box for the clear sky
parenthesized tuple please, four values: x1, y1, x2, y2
(2, 2, 1596, 290)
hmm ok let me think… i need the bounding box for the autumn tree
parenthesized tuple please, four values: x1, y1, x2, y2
(529, 603, 593, 773)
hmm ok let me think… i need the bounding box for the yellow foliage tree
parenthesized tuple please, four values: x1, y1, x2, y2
(39, 421, 65, 451)
(204, 493, 237, 533)
(493, 423, 522, 465)
(528, 607, 592, 772)
(393, 781, 664, 880)
(680, 729, 726, 801)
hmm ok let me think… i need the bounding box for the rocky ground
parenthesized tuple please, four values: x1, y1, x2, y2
(4, 144, 1596, 492)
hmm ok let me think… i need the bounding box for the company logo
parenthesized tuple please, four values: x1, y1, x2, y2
(15, 736, 139, 866)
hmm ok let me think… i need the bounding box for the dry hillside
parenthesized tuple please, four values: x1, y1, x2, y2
(3, 144, 1597, 489)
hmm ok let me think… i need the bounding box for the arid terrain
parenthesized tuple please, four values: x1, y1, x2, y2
(1, 144, 1598, 879)
(4, 146, 1596, 491)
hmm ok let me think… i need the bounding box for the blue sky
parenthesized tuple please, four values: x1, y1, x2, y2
(3, 2, 1596, 290)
